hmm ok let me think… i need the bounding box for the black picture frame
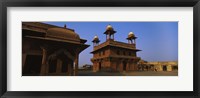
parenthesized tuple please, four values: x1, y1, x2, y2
(0, 0, 200, 98)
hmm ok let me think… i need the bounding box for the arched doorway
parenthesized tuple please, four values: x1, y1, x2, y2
(61, 57, 73, 73)
(61, 60, 68, 73)
(172, 66, 178, 71)
(99, 62, 101, 71)
(163, 65, 167, 71)
(47, 49, 75, 75)
(49, 59, 57, 73)
(123, 61, 127, 71)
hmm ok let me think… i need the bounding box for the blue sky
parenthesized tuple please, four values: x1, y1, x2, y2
(44, 22, 178, 66)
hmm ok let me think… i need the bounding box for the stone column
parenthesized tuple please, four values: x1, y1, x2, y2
(167, 65, 172, 71)
(134, 62, 138, 71)
(106, 35, 108, 40)
(40, 48, 47, 75)
(93, 61, 97, 72)
(158, 64, 162, 71)
(134, 39, 136, 44)
(74, 53, 79, 76)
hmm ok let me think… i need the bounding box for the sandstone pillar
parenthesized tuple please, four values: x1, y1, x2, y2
(40, 48, 47, 75)
(74, 53, 79, 76)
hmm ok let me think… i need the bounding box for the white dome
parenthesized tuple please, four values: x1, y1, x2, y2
(106, 24, 113, 30)
(129, 32, 134, 35)
(94, 35, 98, 39)
(93, 35, 100, 42)
(128, 31, 136, 39)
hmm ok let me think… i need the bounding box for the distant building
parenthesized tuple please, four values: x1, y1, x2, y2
(82, 64, 93, 70)
(22, 22, 89, 76)
(91, 25, 141, 72)
(147, 61, 178, 71)
(138, 60, 178, 71)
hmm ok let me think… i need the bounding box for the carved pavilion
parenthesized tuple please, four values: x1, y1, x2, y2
(22, 22, 89, 76)
(91, 25, 141, 72)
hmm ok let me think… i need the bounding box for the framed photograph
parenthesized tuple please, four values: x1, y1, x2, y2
(0, 0, 199, 98)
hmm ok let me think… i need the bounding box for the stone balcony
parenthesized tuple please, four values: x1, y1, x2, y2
(91, 55, 141, 62)
(94, 39, 136, 51)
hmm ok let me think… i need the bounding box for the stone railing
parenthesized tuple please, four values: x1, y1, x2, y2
(94, 39, 136, 51)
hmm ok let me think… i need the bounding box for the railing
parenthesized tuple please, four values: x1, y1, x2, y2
(94, 39, 136, 51)
(91, 56, 141, 61)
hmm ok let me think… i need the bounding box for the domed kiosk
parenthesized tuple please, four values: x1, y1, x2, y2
(22, 22, 89, 76)
(128, 32, 135, 39)
(106, 24, 114, 31)
(104, 24, 116, 40)
(91, 25, 141, 72)
(127, 32, 137, 44)
(92, 35, 100, 46)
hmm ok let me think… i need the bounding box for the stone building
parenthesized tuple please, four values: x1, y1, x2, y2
(91, 25, 141, 72)
(147, 61, 178, 71)
(138, 60, 178, 71)
(22, 22, 89, 76)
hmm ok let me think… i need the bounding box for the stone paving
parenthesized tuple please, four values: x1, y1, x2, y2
(77, 70, 178, 76)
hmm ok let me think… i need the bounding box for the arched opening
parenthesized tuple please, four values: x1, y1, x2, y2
(172, 65, 178, 71)
(61, 57, 73, 73)
(49, 59, 57, 73)
(123, 61, 127, 71)
(163, 65, 167, 71)
(61, 60, 68, 72)
(99, 62, 101, 71)
(48, 49, 75, 75)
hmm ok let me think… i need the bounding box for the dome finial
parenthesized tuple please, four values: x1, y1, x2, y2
(64, 24, 67, 28)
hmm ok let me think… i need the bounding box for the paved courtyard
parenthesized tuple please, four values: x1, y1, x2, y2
(77, 70, 178, 76)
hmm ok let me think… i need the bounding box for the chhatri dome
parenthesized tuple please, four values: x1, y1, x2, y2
(94, 35, 98, 39)
(128, 31, 135, 39)
(92, 35, 100, 43)
(106, 24, 114, 31)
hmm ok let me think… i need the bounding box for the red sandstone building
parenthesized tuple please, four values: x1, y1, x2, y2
(22, 22, 89, 76)
(91, 25, 141, 72)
